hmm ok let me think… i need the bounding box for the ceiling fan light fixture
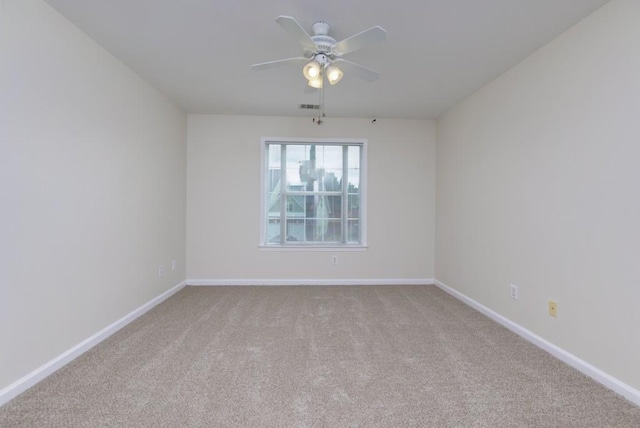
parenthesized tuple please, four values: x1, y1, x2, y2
(326, 64, 344, 85)
(303, 61, 321, 80)
(307, 75, 323, 89)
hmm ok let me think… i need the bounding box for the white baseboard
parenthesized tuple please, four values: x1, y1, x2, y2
(187, 278, 434, 286)
(0, 281, 187, 407)
(434, 279, 640, 406)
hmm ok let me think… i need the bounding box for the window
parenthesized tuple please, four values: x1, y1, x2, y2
(261, 138, 366, 248)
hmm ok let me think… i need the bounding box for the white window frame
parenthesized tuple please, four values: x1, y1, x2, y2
(259, 137, 368, 251)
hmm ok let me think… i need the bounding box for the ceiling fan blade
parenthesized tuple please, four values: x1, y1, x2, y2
(333, 26, 387, 56)
(334, 59, 380, 82)
(275, 16, 317, 51)
(252, 57, 308, 71)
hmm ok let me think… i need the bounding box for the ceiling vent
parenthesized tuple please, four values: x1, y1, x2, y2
(300, 104, 320, 110)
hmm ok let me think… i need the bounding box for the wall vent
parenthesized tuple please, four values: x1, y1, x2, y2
(299, 104, 320, 110)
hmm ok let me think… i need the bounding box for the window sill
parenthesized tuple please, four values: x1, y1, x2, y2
(259, 245, 368, 252)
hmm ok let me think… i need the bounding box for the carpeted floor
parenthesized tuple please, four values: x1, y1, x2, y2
(1, 285, 639, 427)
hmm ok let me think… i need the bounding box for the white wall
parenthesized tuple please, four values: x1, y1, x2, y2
(0, 0, 187, 390)
(187, 115, 435, 281)
(436, 0, 640, 391)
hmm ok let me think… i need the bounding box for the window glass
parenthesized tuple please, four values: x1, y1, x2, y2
(263, 141, 364, 246)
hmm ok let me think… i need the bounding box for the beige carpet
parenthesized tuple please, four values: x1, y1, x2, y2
(1, 285, 639, 427)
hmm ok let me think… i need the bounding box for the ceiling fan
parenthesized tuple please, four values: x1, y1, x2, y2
(252, 16, 387, 88)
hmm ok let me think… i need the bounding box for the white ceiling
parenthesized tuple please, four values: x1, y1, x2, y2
(45, 0, 608, 120)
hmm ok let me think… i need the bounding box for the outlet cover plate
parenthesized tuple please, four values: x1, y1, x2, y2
(548, 300, 558, 317)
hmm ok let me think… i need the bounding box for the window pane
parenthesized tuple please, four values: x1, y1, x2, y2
(317, 145, 343, 170)
(305, 195, 341, 219)
(267, 145, 281, 193)
(348, 195, 360, 219)
(266, 193, 281, 244)
(348, 146, 360, 192)
(287, 144, 306, 164)
(286, 195, 305, 218)
(267, 194, 281, 216)
(322, 170, 342, 191)
(286, 145, 307, 189)
(305, 219, 320, 241)
(347, 169, 359, 192)
(315, 196, 342, 218)
(306, 195, 342, 242)
(306, 195, 329, 242)
(286, 219, 305, 242)
(306, 219, 342, 242)
(348, 146, 360, 168)
(268, 144, 281, 167)
(267, 170, 282, 193)
(304, 194, 314, 218)
(347, 220, 360, 243)
(317, 146, 342, 191)
(326, 195, 341, 219)
(267, 219, 281, 243)
(326, 220, 342, 242)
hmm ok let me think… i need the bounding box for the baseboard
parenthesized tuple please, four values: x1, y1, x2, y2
(434, 279, 640, 406)
(0, 281, 187, 407)
(187, 278, 434, 286)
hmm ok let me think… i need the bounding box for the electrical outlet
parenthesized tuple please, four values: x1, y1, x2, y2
(171, 260, 177, 271)
(510, 284, 518, 300)
(548, 300, 558, 317)
(158, 265, 165, 278)
(331, 255, 338, 265)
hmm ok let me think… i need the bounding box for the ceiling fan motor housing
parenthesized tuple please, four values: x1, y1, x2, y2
(312, 36, 336, 54)
(311, 22, 336, 56)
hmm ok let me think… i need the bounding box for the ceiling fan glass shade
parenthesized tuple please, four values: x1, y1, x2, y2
(303, 61, 321, 80)
(307, 75, 323, 89)
(326, 64, 344, 85)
